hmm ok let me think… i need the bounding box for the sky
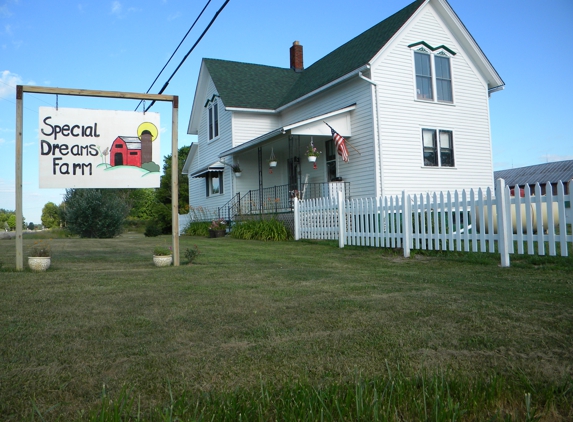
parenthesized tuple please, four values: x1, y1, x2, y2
(1, 0, 572, 224)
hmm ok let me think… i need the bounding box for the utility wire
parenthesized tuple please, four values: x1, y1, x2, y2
(145, 0, 231, 112)
(134, 0, 212, 111)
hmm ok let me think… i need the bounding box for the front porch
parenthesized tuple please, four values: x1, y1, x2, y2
(218, 181, 350, 221)
(217, 105, 355, 221)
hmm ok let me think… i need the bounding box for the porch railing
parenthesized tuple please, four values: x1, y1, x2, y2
(218, 182, 350, 221)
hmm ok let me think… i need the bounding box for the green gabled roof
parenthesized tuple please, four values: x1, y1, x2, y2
(203, 59, 300, 109)
(204, 0, 425, 110)
(280, 0, 425, 106)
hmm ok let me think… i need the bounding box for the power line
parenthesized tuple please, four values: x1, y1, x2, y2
(134, 0, 212, 112)
(145, 0, 231, 112)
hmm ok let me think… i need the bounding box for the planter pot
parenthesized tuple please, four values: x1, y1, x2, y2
(28, 256, 51, 271)
(234, 172, 242, 177)
(153, 255, 172, 267)
(209, 229, 226, 238)
(269, 161, 277, 167)
(307, 156, 317, 163)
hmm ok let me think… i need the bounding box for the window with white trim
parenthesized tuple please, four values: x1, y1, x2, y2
(205, 171, 223, 196)
(422, 129, 454, 167)
(208, 101, 219, 140)
(413, 46, 453, 103)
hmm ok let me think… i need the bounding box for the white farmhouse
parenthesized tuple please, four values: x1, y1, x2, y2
(183, 0, 504, 220)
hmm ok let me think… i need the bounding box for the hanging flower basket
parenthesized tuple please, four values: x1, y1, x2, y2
(234, 171, 242, 177)
(268, 148, 277, 167)
(305, 140, 321, 163)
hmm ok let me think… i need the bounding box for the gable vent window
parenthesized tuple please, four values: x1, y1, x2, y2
(208, 101, 219, 140)
(422, 128, 454, 167)
(412, 44, 454, 104)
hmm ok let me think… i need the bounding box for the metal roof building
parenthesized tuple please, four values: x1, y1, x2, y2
(494, 160, 573, 194)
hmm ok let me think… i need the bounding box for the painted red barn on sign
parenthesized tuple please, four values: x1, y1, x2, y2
(110, 136, 142, 167)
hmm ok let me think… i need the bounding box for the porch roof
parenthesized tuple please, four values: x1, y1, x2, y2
(189, 161, 225, 178)
(219, 104, 356, 158)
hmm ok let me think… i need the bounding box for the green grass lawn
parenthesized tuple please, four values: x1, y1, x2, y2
(0, 233, 572, 421)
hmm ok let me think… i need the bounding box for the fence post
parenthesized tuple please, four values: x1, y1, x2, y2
(338, 190, 345, 248)
(495, 178, 511, 267)
(294, 197, 300, 240)
(402, 191, 411, 258)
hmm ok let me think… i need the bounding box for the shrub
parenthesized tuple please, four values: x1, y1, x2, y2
(184, 245, 201, 264)
(231, 218, 291, 241)
(63, 189, 129, 238)
(144, 220, 163, 237)
(184, 221, 210, 237)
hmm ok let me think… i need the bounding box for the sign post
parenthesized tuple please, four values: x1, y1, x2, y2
(15, 86, 180, 269)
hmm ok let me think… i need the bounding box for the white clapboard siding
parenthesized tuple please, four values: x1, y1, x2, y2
(372, 3, 494, 197)
(295, 180, 573, 267)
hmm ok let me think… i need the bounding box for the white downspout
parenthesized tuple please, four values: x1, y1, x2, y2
(359, 71, 383, 198)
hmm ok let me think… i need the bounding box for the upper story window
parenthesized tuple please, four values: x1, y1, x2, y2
(208, 101, 219, 140)
(415, 52, 433, 100)
(435, 55, 452, 102)
(422, 128, 454, 167)
(411, 42, 455, 104)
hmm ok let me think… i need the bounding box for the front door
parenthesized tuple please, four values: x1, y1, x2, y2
(288, 135, 301, 196)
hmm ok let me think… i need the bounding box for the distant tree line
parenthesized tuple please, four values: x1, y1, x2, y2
(0, 209, 26, 231)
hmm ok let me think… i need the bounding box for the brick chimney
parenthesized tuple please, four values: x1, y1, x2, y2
(290, 41, 303, 72)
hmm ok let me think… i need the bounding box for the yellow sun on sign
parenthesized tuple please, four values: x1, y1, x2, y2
(137, 122, 158, 141)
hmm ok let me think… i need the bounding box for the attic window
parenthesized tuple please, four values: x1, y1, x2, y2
(410, 42, 455, 104)
(208, 101, 219, 140)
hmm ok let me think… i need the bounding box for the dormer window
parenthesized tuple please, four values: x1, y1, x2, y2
(411, 42, 455, 104)
(208, 101, 219, 140)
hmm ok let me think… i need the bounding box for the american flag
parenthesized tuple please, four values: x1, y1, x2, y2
(326, 123, 349, 162)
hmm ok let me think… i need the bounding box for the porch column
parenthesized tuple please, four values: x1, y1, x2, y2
(258, 147, 263, 214)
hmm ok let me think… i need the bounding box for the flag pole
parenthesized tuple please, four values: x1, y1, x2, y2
(323, 121, 362, 155)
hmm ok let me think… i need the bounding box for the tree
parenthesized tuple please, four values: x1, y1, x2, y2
(7, 214, 16, 231)
(0, 209, 12, 225)
(153, 145, 190, 233)
(125, 188, 157, 220)
(27, 222, 35, 230)
(63, 189, 130, 238)
(41, 202, 61, 229)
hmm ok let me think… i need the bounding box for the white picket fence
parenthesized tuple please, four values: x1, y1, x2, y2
(294, 179, 573, 267)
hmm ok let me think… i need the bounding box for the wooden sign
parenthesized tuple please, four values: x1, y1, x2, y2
(38, 107, 161, 188)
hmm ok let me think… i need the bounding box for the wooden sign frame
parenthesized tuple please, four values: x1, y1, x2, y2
(15, 85, 180, 269)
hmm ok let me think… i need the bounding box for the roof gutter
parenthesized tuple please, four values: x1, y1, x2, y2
(276, 64, 371, 113)
(224, 107, 277, 114)
(488, 84, 505, 97)
(358, 71, 383, 198)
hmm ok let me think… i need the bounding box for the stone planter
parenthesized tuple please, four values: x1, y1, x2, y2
(209, 229, 226, 238)
(153, 255, 172, 267)
(307, 156, 317, 162)
(28, 256, 51, 272)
